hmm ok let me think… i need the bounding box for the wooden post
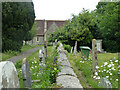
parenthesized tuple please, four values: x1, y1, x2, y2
(92, 39, 98, 75)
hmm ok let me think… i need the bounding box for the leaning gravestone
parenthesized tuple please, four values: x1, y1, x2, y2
(70, 47, 73, 54)
(74, 41, 77, 55)
(0, 61, 19, 88)
(22, 58, 32, 88)
(98, 77, 112, 88)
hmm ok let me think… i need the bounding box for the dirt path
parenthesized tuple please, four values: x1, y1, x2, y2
(7, 46, 40, 64)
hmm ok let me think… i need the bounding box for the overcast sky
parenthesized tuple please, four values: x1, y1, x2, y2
(33, 0, 100, 20)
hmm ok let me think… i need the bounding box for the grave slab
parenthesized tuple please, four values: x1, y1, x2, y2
(56, 75, 83, 88)
(0, 61, 19, 88)
(58, 66, 77, 77)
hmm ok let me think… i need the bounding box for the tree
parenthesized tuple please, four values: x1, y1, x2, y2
(48, 9, 96, 49)
(2, 2, 35, 51)
(96, 2, 120, 52)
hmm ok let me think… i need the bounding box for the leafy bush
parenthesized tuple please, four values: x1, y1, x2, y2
(63, 44, 71, 53)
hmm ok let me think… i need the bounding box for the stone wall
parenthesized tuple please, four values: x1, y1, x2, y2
(56, 43, 83, 88)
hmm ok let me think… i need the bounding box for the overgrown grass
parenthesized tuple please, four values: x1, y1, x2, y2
(15, 46, 62, 88)
(2, 45, 38, 61)
(67, 52, 118, 88)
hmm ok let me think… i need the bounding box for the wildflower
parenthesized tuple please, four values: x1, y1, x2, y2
(80, 61, 82, 63)
(20, 70, 22, 72)
(110, 73, 112, 75)
(95, 72, 98, 76)
(35, 61, 37, 63)
(110, 78, 112, 80)
(115, 60, 118, 62)
(111, 64, 114, 66)
(109, 60, 112, 62)
(109, 69, 111, 71)
(110, 62, 113, 64)
(103, 69, 106, 71)
(101, 65, 103, 67)
(108, 64, 112, 68)
(116, 79, 118, 81)
(34, 57, 36, 59)
(104, 62, 108, 66)
(82, 61, 84, 63)
(32, 62, 34, 64)
(106, 76, 109, 78)
(96, 66, 99, 69)
(101, 71, 103, 72)
(37, 74, 39, 77)
(96, 76, 100, 79)
(31, 67, 34, 69)
(111, 67, 115, 70)
(35, 66, 37, 68)
(93, 76, 96, 78)
(106, 70, 109, 73)
(98, 70, 101, 72)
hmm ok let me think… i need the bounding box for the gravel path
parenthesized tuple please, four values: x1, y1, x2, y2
(7, 46, 40, 64)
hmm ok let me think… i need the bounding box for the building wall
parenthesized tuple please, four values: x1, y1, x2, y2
(25, 20, 66, 45)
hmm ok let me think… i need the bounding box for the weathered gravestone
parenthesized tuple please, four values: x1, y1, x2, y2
(98, 78, 112, 88)
(74, 41, 77, 55)
(0, 61, 19, 88)
(22, 58, 32, 88)
(70, 47, 73, 54)
(96, 39, 103, 52)
(92, 39, 98, 75)
(44, 41, 47, 58)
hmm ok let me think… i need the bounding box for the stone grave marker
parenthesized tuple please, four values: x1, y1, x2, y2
(98, 78, 112, 88)
(70, 47, 73, 54)
(96, 39, 103, 52)
(44, 41, 47, 58)
(22, 58, 32, 88)
(53, 56, 57, 65)
(74, 41, 77, 55)
(0, 61, 19, 88)
(92, 39, 98, 75)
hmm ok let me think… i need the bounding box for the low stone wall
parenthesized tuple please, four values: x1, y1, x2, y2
(56, 43, 83, 88)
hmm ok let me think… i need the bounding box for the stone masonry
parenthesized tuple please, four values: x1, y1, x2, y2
(56, 43, 83, 88)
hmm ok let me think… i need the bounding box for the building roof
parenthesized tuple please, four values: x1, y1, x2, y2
(35, 20, 66, 35)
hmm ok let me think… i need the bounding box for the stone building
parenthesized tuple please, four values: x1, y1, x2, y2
(27, 19, 66, 45)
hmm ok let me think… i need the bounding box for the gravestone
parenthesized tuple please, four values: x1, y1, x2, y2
(44, 41, 47, 58)
(22, 58, 32, 88)
(0, 61, 19, 88)
(53, 56, 57, 65)
(70, 47, 73, 54)
(55, 39, 58, 46)
(74, 41, 77, 55)
(92, 39, 98, 75)
(96, 40, 103, 52)
(98, 78, 112, 88)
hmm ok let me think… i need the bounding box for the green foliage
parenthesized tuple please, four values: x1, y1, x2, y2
(48, 9, 96, 48)
(96, 2, 120, 52)
(2, 2, 35, 52)
(24, 22, 37, 42)
(63, 44, 71, 53)
(68, 52, 118, 88)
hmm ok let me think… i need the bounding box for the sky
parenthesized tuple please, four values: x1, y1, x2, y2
(32, 0, 100, 20)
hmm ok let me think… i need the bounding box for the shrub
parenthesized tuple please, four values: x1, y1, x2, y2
(63, 44, 71, 53)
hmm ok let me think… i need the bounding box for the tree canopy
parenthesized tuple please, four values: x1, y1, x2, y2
(2, 2, 35, 51)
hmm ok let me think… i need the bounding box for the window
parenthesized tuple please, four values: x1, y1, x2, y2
(36, 36, 39, 41)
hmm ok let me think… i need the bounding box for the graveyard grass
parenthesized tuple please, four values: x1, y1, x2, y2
(15, 46, 62, 88)
(67, 52, 118, 88)
(2, 45, 38, 61)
